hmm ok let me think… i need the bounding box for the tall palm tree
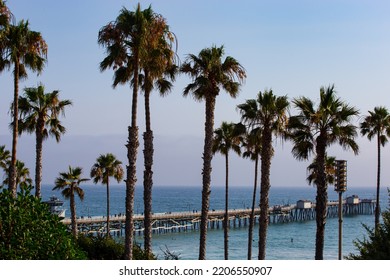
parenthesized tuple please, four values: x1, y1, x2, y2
(360, 106, 390, 231)
(237, 89, 289, 260)
(53, 166, 89, 238)
(2, 20, 47, 197)
(139, 12, 177, 257)
(212, 121, 242, 260)
(180, 45, 246, 259)
(98, 4, 151, 259)
(17, 84, 72, 198)
(240, 126, 262, 260)
(90, 153, 124, 236)
(288, 85, 359, 260)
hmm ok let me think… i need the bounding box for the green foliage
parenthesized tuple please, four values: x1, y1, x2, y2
(0, 185, 86, 259)
(77, 235, 156, 260)
(347, 190, 390, 260)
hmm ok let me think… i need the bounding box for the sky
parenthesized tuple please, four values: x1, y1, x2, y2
(1, 0, 390, 189)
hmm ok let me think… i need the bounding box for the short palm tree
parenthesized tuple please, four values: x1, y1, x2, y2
(53, 166, 89, 238)
(0, 145, 10, 171)
(2, 159, 32, 188)
(90, 153, 124, 236)
(212, 121, 242, 260)
(17, 84, 72, 198)
(180, 45, 246, 259)
(2, 20, 47, 197)
(237, 89, 289, 260)
(360, 106, 390, 230)
(98, 4, 151, 260)
(288, 85, 359, 260)
(240, 126, 262, 260)
(139, 12, 177, 257)
(306, 155, 336, 186)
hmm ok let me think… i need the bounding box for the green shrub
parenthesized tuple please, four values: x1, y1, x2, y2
(347, 189, 390, 260)
(77, 234, 156, 260)
(0, 185, 86, 259)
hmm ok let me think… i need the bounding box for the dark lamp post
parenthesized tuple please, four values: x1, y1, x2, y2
(335, 160, 347, 260)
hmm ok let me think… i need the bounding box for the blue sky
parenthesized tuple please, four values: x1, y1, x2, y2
(1, 0, 390, 189)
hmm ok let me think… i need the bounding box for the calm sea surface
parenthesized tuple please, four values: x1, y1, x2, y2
(41, 185, 386, 260)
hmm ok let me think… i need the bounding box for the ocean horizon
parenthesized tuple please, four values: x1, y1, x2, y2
(41, 184, 386, 260)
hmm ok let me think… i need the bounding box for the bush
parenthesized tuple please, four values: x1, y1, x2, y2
(0, 185, 86, 259)
(347, 189, 390, 260)
(77, 234, 156, 260)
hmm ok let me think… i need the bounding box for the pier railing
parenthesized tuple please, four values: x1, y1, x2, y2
(62, 198, 376, 236)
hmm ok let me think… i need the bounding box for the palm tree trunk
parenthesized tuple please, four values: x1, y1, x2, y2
(198, 95, 216, 260)
(248, 155, 258, 260)
(224, 152, 229, 260)
(315, 136, 327, 260)
(258, 126, 272, 260)
(143, 76, 154, 257)
(124, 55, 140, 260)
(70, 187, 77, 238)
(375, 133, 381, 231)
(35, 122, 44, 197)
(106, 177, 110, 237)
(9, 59, 19, 197)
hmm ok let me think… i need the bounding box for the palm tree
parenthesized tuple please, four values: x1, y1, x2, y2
(2, 159, 32, 188)
(17, 84, 72, 198)
(53, 166, 89, 238)
(0, 145, 10, 171)
(288, 85, 359, 260)
(90, 153, 124, 236)
(98, 4, 151, 259)
(240, 126, 262, 260)
(306, 155, 336, 186)
(180, 45, 246, 259)
(237, 89, 289, 260)
(212, 121, 242, 260)
(139, 12, 177, 257)
(360, 106, 390, 231)
(2, 20, 47, 197)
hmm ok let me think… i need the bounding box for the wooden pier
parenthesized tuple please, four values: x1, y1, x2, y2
(63, 197, 376, 236)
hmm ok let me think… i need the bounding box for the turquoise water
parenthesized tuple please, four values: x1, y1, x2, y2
(42, 185, 384, 260)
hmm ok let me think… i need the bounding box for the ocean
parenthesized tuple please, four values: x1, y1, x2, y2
(41, 184, 385, 260)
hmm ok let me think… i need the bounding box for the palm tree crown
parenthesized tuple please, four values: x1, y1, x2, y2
(181, 45, 246, 100)
(306, 155, 336, 186)
(91, 153, 124, 185)
(0, 0, 13, 73)
(0, 145, 10, 170)
(288, 84, 359, 260)
(360, 106, 390, 145)
(212, 122, 242, 156)
(2, 159, 32, 188)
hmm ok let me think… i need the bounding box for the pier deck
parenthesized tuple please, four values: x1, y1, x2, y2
(62, 197, 376, 236)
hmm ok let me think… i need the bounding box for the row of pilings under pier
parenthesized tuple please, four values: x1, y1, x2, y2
(63, 198, 376, 236)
